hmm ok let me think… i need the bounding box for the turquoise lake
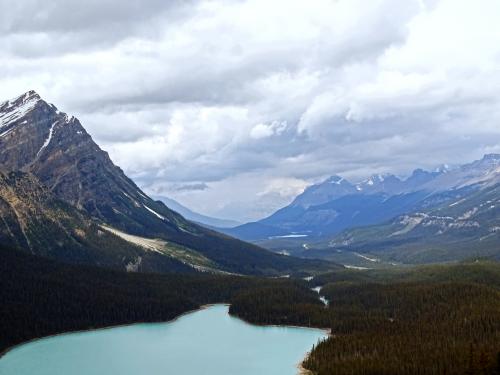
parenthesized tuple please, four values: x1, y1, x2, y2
(0, 304, 327, 375)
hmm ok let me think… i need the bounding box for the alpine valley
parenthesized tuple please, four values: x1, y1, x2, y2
(222, 154, 500, 267)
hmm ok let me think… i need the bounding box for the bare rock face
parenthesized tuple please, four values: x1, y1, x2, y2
(0, 91, 185, 235)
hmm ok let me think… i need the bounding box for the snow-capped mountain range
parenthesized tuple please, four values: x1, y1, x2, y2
(222, 154, 500, 249)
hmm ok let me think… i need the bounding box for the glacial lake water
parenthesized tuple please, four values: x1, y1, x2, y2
(0, 304, 327, 375)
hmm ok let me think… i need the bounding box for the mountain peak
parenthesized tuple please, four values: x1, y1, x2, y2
(2, 90, 41, 107)
(0, 90, 43, 129)
(482, 153, 500, 162)
(289, 175, 357, 208)
(466, 154, 500, 170)
(21, 90, 41, 100)
(408, 168, 439, 180)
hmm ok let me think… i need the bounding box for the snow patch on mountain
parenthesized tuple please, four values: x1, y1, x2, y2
(354, 252, 379, 262)
(144, 204, 167, 221)
(449, 198, 467, 207)
(0, 91, 40, 128)
(36, 121, 58, 158)
(122, 191, 141, 207)
(329, 176, 344, 184)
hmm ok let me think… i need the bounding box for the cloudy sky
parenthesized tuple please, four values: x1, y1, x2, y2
(1, 0, 500, 222)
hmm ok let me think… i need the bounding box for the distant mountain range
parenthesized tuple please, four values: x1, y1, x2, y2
(153, 196, 241, 228)
(222, 154, 500, 265)
(319, 169, 500, 265)
(0, 91, 333, 276)
(222, 166, 452, 240)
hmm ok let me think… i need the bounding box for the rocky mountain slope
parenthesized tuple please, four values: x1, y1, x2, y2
(222, 154, 500, 266)
(0, 169, 196, 273)
(0, 91, 333, 276)
(321, 181, 500, 264)
(224, 155, 500, 243)
(223, 168, 448, 241)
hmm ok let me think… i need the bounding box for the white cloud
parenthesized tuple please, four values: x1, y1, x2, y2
(250, 124, 274, 139)
(1, 0, 499, 221)
(250, 121, 287, 139)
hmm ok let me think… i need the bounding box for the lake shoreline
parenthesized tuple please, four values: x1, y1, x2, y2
(229, 310, 331, 334)
(298, 359, 314, 375)
(227, 312, 330, 375)
(0, 303, 221, 360)
(1, 303, 329, 375)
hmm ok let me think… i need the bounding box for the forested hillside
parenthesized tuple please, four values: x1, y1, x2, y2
(0, 245, 313, 354)
(231, 262, 500, 375)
